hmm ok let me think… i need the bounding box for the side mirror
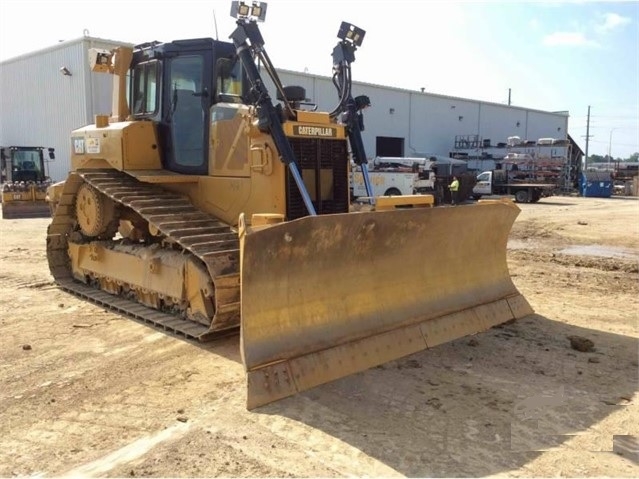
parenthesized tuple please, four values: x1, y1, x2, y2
(48, 148, 55, 160)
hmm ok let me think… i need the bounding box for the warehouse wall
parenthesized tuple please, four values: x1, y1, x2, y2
(1, 41, 569, 181)
(275, 69, 569, 159)
(0, 37, 130, 181)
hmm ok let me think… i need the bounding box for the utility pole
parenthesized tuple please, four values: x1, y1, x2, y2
(508, 88, 511, 106)
(608, 128, 618, 162)
(584, 105, 591, 171)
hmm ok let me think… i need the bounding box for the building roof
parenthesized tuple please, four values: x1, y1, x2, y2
(567, 134, 585, 156)
(277, 67, 570, 118)
(1, 36, 569, 120)
(0, 36, 133, 65)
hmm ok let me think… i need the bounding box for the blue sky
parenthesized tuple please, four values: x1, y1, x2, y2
(1, 0, 637, 158)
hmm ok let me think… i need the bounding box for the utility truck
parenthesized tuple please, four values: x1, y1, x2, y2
(472, 169, 555, 203)
(351, 156, 435, 197)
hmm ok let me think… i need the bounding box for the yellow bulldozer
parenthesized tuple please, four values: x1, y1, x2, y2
(46, 1, 533, 409)
(1, 146, 55, 219)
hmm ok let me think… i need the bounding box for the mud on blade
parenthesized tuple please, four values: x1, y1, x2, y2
(240, 200, 533, 409)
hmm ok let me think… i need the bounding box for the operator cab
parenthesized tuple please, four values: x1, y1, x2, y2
(0, 146, 53, 183)
(129, 38, 246, 175)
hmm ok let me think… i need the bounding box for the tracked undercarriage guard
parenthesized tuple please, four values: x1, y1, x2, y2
(239, 200, 533, 409)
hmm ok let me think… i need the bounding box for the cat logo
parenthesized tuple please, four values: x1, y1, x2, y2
(293, 125, 337, 137)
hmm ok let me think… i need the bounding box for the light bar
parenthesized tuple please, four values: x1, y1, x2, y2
(337, 22, 365, 47)
(231, 1, 267, 22)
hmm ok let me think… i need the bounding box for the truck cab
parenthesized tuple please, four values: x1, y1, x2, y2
(473, 170, 497, 197)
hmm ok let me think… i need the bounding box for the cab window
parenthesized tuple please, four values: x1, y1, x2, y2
(132, 61, 159, 116)
(216, 57, 243, 103)
(13, 150, 42, 174)
(168, 55, 205, 168)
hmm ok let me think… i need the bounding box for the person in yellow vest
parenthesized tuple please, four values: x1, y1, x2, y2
(449, 176, 460, 205)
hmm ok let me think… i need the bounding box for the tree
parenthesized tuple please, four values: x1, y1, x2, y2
(588, 153, 638, 163)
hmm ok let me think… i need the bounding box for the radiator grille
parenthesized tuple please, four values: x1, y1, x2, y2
(286, 138, 349, 220)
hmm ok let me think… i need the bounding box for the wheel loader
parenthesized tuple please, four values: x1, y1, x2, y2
(1, 146, 55, 219)
(46, 1, 533, 409)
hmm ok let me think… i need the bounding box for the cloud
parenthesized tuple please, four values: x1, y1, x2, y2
(596, 13, 632, 33)
(529, 18, 539, 31)
(543, 32, 600, 47)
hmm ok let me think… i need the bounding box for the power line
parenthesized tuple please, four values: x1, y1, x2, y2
(572, 122, 639, 129)
(589, 140, 639, 147)
(589, 115, 639, 120)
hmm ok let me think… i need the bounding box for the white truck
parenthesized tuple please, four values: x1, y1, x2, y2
(472, 169, 556, 203)
(351, 157, 435, 198)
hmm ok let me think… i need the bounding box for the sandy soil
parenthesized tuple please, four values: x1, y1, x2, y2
(1, 195, 638, 478)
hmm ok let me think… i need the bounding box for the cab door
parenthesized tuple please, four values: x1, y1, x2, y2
(474, 171, 493, 196)
(163, 52, 212, 175)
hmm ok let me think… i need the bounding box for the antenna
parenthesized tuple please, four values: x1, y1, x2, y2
(213, 9, 219, 40)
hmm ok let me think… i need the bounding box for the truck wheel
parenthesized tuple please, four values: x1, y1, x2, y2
(384, 188, 402, 196)
(514, 190, 529, 203)
(473, 194, 482, 201)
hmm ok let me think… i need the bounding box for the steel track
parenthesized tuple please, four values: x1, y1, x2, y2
(46, 170, 240, 341)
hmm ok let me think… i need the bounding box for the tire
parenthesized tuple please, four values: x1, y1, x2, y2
(384, 188, 402, 196)
(473, 194, 482, 200)
(514, 189, 529, 203)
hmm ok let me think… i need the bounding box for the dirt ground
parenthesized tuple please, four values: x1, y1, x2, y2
(1, 195, 638, 478)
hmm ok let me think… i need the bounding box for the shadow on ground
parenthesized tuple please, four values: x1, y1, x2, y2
(257, 314, 638, 477)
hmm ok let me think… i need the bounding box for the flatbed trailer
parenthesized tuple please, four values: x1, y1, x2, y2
(473, 170, 555, 203)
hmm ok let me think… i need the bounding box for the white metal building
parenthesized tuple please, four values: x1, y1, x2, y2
(0, 36, 132, 181)
(1, 36, 573, 182)
(275, 69, 570, 160)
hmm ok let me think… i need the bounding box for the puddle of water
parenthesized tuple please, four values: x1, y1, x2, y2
(559, 245, 639, 260)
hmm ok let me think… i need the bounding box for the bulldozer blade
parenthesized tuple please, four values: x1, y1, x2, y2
(240, 199, 533, 409)
(1, 202, 51, 219)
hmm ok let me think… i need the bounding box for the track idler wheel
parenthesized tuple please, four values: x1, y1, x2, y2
(75, 183, 117, 238)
